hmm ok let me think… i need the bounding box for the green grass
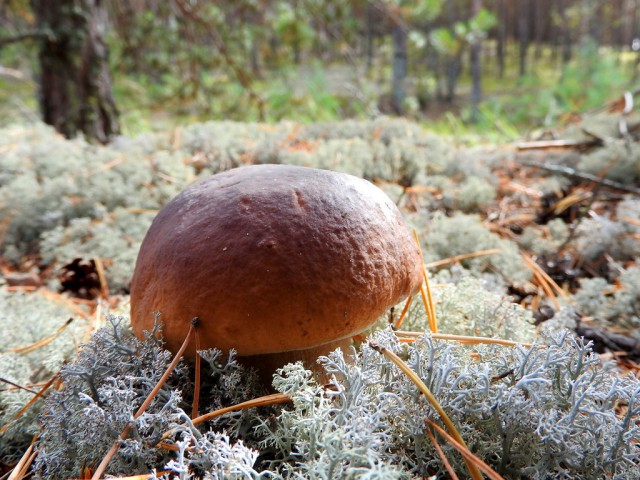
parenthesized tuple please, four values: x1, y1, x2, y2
(1, 40, 638, 142)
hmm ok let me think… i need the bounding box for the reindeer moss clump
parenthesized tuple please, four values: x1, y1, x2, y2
(518, 218, 570, 256)
(421, 212, 530, 284)
(34, 317, 266, 479)
(0, 289, 90, 462)
(574, 265, 640, 333)
(32, 322, 640, 479)
(0, 120, 451, 291)
(578, 140, 640, 185)
(573, 197, 640, 265)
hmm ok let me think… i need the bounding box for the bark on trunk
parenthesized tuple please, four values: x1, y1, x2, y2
(518, 0, 530, 76)
(557, 0, 573, 64)
(31, 0, 119, 143)
(496, 0, 507, 78)
(470, 0, 483, 123)
(366, 3, 375, 70)
(391, 21, 407, 114)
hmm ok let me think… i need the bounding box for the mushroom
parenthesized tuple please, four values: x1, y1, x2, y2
(130, 164, 423, 379)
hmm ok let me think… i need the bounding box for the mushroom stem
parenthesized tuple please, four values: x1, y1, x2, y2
(240, 337, 354, 387)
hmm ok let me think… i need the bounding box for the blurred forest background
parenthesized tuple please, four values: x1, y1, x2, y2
(1, 0, 640, 141)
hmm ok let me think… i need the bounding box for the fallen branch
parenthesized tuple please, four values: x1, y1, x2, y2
(576, 325, 640, 356)
(515, 138, 602, 151)
(517, 159, 640, 195)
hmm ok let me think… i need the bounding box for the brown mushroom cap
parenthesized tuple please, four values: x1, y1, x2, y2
(130, 164, 423, 357)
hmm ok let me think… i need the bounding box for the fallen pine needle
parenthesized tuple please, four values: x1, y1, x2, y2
(9, 318, 74, 354)
(413, 229, 438, 333)
(426, 427, 459, 480)
(521, 252, 568, 309)
(83, 300, 104, 344)
(158, 392, 292, 445)
(125, 207, 159, 215)
(369, 341, 483, 480)
(424, 248, 502, 269)
(419, 283, 437, 333)
(0, 373, 59, 434)
(97, 472, 171, 480)
(522, 251, 567, 298)
(192, 392, 292, 426)
(395, 330, 533, 348)
(392, 294, 413, 329)
(8, 437, 37, 480)
(0, 377, 37, 394)
(192, 327, 202, 418)
(93, 256, 109, 299)
(621, 216, 640, 227)
(425, 418, 505, 480)
(552, 190, 592, 214)
(38, 289, 90, 319)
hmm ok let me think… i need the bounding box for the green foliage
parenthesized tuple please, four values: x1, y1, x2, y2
(479, 46, 633, 129)
(558, 41, 627, 112)
(263, 63, 346, 122)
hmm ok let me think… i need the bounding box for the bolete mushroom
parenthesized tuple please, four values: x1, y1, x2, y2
(130, 164, 422, 378)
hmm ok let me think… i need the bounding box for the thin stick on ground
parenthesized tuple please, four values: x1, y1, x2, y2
(37, 288, 90, 319)
(369, 341, 483, 480)
(395, 330, 533, 348)
(517, 159, 640, 195)
(91, 318, 198, 480)
(424, 248, 502, 269)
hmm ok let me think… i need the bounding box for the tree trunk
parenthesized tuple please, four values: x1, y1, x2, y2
(31, 0, 119, 143)
(496, 0, 507, 78)
(557, 0, 573, 64)
(533, 0, 544, 59)
(444, 0, 461, 102)
(470, 0, 483, 123)
(518, 0, 530, 76)
(366, 2, 375, 70)
(445, 55, 462, 102)
(391, 21, 407, 114)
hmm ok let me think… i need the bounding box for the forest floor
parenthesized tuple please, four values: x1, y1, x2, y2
(1, 89, 640, 477)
